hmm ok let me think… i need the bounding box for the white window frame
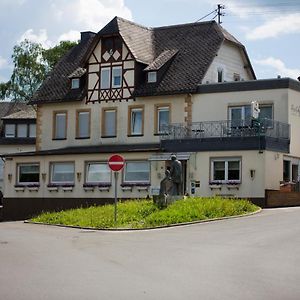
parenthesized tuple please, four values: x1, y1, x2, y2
(50, 162, 75, 185)
(123, 161, 150, 183)
(17, 163, 40, 185)
(71, 78, 80, 89)
(211, 158, 241, 183)
(54, 112, 67, 139)
(112, 66, 122, 88)
(5, 124, 16, 138)
(148, 71, 157, 83)
(103, 109, 117, 137)
(100, 67, 111, 89)
(157, 106, 170, 133)
(17, 124, 27, 138)
(85, 162, 111, 184)
(130, 107, 143, 135)
(29, 124, 36, 138)
(77, 111, 90, 138)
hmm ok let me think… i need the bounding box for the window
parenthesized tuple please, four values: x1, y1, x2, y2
(17, 163, 39, 185)
(100, 67, 110, 89)
(102, 108, 117, 137)
(53, 111, 67, 139)
(29, 124, 36, 137)
(233, 73, 241, 81)
(5, 124, 15, 137)
(71, 78, 80, 89)
(129, 106, 144, 136)
(148, 72, 157, 83)
(124, 161, 150, 183)
(259, 105, 273, 120)
(155, 105, 170, 133)
(76, 110, 90, 138)
(217, 67, 224, 82)
(229, 104, 273, 127)
(211, 158, 241, 182)
(5, 123, 36, 138)
(86, 162, 111, 184)
(17, 124, 27, 138)
(50, 162, 74, 184)
(112, 67, 122, 88)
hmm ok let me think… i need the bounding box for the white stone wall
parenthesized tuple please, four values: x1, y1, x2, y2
(202, 41, 254, 83)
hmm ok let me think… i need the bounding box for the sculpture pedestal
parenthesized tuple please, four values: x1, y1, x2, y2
(153, 195, 184, 208)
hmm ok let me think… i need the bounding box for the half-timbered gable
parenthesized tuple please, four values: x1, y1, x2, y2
(87, 35, 135, 102)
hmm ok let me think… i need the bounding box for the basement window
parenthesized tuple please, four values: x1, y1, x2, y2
(147, 71, 157, 83)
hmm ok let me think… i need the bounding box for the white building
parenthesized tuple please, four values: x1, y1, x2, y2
(2, 17, 299, 220)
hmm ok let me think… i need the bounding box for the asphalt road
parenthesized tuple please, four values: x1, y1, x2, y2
(1, 207, 300, 300)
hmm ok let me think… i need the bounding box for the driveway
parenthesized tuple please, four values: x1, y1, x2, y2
(1, 207, 300, 300)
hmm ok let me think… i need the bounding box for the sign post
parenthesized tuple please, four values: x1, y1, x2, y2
(108, 154, 125, 223)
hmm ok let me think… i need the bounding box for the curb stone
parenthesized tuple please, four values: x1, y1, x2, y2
(24, 208, 262, 231)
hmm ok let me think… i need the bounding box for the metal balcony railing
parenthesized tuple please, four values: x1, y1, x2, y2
(160, 119, 290, 141)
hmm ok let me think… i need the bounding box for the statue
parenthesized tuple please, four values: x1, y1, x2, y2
(155, 155, 183, 207)
(169, 154, 182, 195)
(159, 169, 172, 196)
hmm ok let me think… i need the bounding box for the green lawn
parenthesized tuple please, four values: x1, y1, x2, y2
(31, 197, 259, 229)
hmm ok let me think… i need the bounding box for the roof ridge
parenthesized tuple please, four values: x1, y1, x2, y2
(153, 20, 216, 30)
(116, 16, 152, 31)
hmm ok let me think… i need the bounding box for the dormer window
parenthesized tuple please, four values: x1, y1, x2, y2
(147, 71, 157, 83)
(71, 78, 80, 89)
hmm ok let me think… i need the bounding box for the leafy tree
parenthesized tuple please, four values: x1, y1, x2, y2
(43, 41, 77, 70)
(0, 39, 77, 102)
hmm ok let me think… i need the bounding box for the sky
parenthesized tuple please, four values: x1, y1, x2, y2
(0, 0, 300, 83)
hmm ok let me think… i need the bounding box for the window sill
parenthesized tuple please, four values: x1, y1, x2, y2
(121, 183, 150, 187)
(52, 138, 67, 141)
(75, 137, 90, 140)
(101, 135, 117, 138)
(127, 134, 144, 137)
(62, 186, 73, 192)
(14, 187, 25, 192)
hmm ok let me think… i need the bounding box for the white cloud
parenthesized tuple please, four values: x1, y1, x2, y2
(0, 56, 8, 69)
(254, 57, 300, 79)
(18, 29, 53, 48)
(18, 0, 132, 48)
(57, 30, 80, 43)
(51, 0, 133, 32)
(246, 13, 300, 40)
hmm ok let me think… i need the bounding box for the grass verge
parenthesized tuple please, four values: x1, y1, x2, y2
(30, 197, 259, 229)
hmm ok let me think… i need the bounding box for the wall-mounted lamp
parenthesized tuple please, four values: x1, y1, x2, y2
(8, 173, 12, 182)
(41, 173, 47, 181)
(274, 153, 280, 160)
(250, 169, 256, 180)
(77, 172, 82, 182)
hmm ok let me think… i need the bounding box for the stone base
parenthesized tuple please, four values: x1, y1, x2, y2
(153, 195, 184, 208)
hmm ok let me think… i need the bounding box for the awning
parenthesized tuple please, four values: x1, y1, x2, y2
(148, 152, 192, 161)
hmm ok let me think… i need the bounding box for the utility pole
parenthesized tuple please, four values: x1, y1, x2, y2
(217, 4, 225, 24)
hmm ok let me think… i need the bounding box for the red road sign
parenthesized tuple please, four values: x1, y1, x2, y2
(108, 154, 125, 172)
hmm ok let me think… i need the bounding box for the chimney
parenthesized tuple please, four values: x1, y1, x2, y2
(80, 31, 96, 42)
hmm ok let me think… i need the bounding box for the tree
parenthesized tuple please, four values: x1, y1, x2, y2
(43, 41, 77, 70)
(0, 39, 77, 102)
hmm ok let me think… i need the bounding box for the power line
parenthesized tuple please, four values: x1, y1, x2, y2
(196, 4, 225, 24)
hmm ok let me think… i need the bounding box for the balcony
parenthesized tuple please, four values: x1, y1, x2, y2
(160, 119, 290, 153)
